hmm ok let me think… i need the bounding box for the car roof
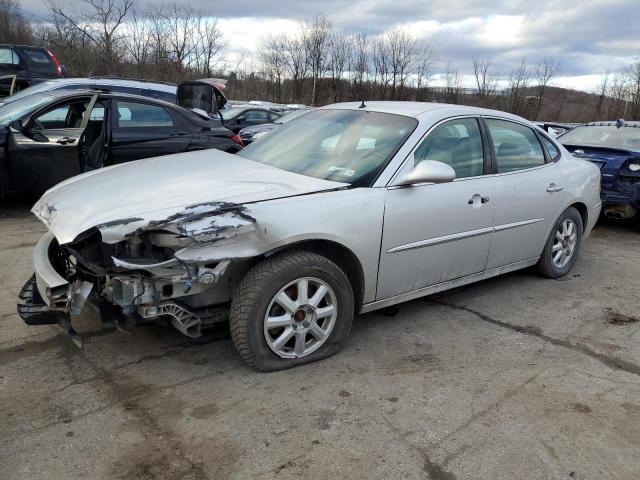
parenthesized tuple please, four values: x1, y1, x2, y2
(32, 77, 177, 93)
(0, 44, 46, 49)
(320, 101, 528, 122)
(581, 121, 640, 127)
(26, 88, 179, 108)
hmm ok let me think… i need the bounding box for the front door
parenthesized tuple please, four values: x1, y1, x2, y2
(8, 95, 100, 193)
(483, 118, 567, 269)
(377, 117, 496, 300)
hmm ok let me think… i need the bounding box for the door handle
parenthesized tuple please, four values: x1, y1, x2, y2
(468, 195, 490, 205)
(56, 136, 76, 145)
(546, 183, 563, 193)
(170, 131, 187, 137)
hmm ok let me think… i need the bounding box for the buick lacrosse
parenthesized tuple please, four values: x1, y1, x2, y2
(18, 102, 601, 371)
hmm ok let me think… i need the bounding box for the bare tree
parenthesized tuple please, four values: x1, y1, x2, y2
(282, 28, 309, 103)
(327, 30, 351, 103)
(444, 62, 462, 104)
(258, 34, 287, 101)
(349, 30, 369, 101)
(472, 56, 499, 105)
(534, 56, 560, 120)
(414, 44, 434, 101)
(48, 0, 133, 73)
(507, 57, 530, 115)
(593, 69, 610, 119)
(304, 15, 332, 106)
(0, 0, 33, 44)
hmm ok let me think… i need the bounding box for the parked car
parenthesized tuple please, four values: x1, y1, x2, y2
(0, 45, 65, 97)
(0, 89, 243, 196)
(239, 108, 310, 144)
(0, 77, 177, 107)
(18, 102, 601, 371)
(558, 120, 640, 219)
(221, 106, 282, 133)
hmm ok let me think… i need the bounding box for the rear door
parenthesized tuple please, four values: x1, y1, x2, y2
(109, 99, 192, 163)
(7, 94, 100, 193)
(484, 117, 567, 269)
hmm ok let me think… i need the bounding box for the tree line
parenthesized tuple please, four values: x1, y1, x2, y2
(1, 0, 639, 122)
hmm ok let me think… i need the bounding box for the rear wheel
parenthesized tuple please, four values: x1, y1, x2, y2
(230, 251, 354, 371)
(536, 207, 583, 278)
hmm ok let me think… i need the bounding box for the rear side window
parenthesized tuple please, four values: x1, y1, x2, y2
(115, 101, 174, 128)
(21, 48, 51, 64)
(539, 135, 560, 161)
(414, 118, 485, 178)
(486, 119, 545, 173)
(0, 47, 19, 65)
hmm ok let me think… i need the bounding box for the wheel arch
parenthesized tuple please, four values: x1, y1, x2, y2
(266, 239, 365, 313)
(568, 201, 588, 233)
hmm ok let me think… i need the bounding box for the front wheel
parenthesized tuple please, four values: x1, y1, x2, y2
(536, 207, 583, 278)
(230, 251, 354, 371)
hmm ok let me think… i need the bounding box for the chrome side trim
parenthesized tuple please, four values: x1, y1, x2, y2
(387, 219, 544, 254)
(360, 257, 539, 314)
(493, 218, 544, 232)
(386, 227, 493, 253)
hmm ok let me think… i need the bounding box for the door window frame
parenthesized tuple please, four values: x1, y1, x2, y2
(480, 116, 553, 176)
(111, 98, 177, 130)
(388, 115, 493, 188)
(23, 95, 97, 132)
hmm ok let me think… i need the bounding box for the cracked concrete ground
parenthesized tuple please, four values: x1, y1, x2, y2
(1, 201, 640, 480)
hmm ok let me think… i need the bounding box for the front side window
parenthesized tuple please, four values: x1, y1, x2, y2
(486, 119, 545, 173)
(414, 118, 484, 179)
(115, 101, 174, 128)
(238, 109, 417, 187)
(31, 99, 95, 130)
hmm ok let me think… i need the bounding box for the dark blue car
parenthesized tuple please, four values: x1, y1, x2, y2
(559, 120, 640, 220)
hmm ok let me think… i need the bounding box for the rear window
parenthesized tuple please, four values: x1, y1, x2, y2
(559, 125, 640, 150)
(21, 48, 51, 64)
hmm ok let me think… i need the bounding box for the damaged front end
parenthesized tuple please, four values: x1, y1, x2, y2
(18, 201, 257, 344)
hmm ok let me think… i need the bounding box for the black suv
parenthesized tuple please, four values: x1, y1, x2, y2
(0, 45, 66, 97)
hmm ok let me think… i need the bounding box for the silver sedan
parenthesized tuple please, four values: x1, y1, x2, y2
(20, 102, 601, 371)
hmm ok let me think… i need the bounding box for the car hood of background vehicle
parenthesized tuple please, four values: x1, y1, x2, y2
(33, 149, 347, 244)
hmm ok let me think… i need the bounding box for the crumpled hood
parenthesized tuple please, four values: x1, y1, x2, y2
(33, 149, 346, 244)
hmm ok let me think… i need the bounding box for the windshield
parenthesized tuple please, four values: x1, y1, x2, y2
(559, 125, 640, 150)
(274, 109, 309, 124)
(0, 93, 57, 125)
(238, 109, 418, 187)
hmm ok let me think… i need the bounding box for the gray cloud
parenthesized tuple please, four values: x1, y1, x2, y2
(18, 0, 640, 87)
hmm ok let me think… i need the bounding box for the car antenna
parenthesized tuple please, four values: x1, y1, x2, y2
(359, 100, 366, 109)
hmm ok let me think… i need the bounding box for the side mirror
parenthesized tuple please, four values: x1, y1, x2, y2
(8, 119, 22, 133)
(396, 160, 456, 186)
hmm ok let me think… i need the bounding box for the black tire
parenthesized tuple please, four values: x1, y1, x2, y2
(229, 250, 354, 371)
(536, 207, 583, 278)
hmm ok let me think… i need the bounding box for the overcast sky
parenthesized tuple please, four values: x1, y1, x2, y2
(20, 0, 640, 92)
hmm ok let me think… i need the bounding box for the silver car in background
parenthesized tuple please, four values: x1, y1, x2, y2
(18, 102, 601, 371)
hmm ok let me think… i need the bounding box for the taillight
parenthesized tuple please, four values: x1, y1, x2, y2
(231, 134, 244, 147)
(46, 49, 63, 77)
